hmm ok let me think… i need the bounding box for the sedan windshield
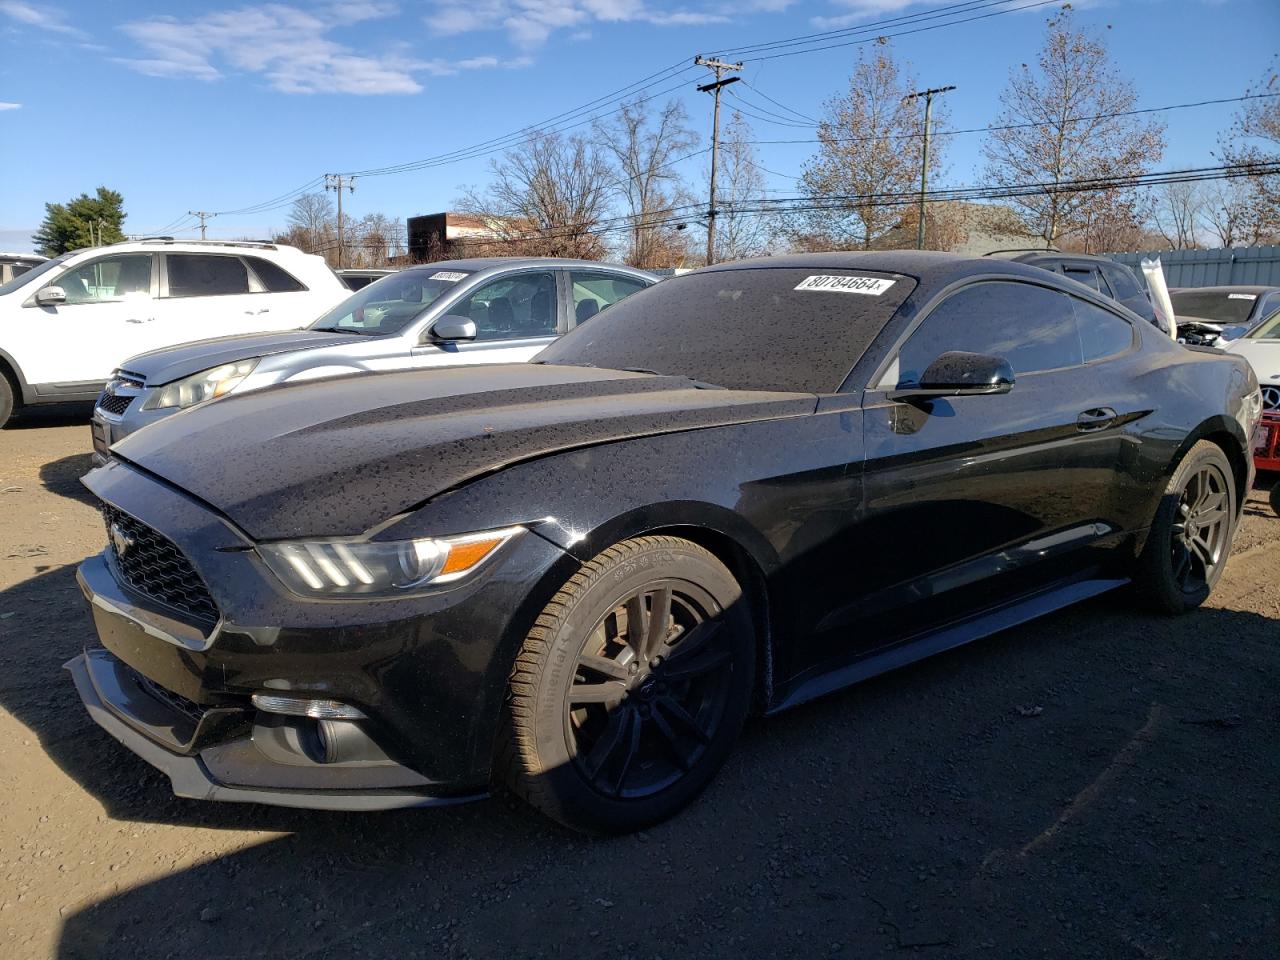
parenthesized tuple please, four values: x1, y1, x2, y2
(0, 254, 69, 297)
(1247, 309, 1280, 340)
(310, 268, 471, 335)
(1169, 290, 1260, 325)
(536, 267, 915, 393)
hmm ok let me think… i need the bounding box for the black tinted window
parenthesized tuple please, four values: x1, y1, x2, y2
(1073, 299, 1134, 362)
(167, 255, 250, 297)
(1168, 290, 1257, 324)
(1064, 267, 1105, 294)
(1104, 264, 1145, 301)
(539, 268, 916, 393)
(247, 257, 305, 292)
(896, 281, 1081, 384)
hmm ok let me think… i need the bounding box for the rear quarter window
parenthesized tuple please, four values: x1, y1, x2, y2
(247, 257, 306, 292)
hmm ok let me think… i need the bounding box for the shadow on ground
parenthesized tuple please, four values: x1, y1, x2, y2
(2, 561, 1275, 960)
(38, 453, 97, 506)
(5, 402, 95, 430)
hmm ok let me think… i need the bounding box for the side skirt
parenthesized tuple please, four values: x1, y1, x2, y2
(767, 576, 1128, 715)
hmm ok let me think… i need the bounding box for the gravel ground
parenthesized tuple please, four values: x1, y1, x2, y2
(1, 407, 1277, 960)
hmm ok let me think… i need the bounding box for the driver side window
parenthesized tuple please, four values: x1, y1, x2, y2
(51, 254, 153, 305)
(894, 281, 1082, 386)
(450, 272, 558, 341)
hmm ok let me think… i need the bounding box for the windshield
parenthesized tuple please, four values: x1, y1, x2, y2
(536, 267, 915, 393)
(1247, 309, 1280, 340)
(310, 268, 471, 335)
(1169, 290, 1259, 325)
(0, 254, 68, 297)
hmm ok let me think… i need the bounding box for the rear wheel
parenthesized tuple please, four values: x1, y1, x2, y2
(1135, 441, 1236, 614)
(0, 375, 14, 428)
(498, 536, 755, 834)
(1270, 479, 1280, 518)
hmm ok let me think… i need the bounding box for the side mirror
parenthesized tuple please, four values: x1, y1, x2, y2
(35, 286, 66, 306)
(889, 351, 1014, 401)
(430, 315, 477, 343)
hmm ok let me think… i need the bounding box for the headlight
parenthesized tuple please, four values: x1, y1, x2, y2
(142, 359, 260, 410)
(257, 526, 524, 597)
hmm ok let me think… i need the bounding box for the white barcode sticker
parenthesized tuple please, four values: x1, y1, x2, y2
(430, 271, 468, 282)
(795, 275, 896, 295)
(1228, 293, 1257, 300)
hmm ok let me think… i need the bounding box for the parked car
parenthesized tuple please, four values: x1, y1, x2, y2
(67, 252, 1258, 834)
(0, 239, 347, 428)
(336, 267, 398, 291)
(987, 249, 1170, 334)
(89, 258, 655, 463)
(1224, 307, 1280, 473)
(0, 252, 45, 285)
(1171, 286, 1280, 344)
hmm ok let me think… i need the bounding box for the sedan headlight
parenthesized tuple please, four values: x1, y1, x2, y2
(257, 527, 524, 597)
(142, 359, 260, 410)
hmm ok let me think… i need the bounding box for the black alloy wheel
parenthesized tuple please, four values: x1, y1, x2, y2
(1136, 440, 1237, 614)
(566, 582, 733, 800)
(499, 536, 755, 834)
(1169, 460, 1231, 595)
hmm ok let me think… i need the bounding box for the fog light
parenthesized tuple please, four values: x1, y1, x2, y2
(251, 693, 366, 720)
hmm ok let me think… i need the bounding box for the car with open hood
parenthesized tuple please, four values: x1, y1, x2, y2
(66, 252, 1259, 834)
(1224, 307, 1280, 473)
(89, 257, 654, 463)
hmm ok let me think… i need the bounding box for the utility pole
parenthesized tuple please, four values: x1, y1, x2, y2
(695, 56, 742, 266)
(188, 211, 215, 240)
(903, 85, 955, 250)
(325, 174, 356, 268)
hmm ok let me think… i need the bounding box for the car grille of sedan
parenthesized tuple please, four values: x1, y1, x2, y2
(97, 392, 133, 416)
(101, 504, 220, 623)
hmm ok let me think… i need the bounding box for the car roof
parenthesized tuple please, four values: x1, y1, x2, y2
(1169, 285, 1280, 295)
(402, 257, 656, 277)
(700, 249, 1058, 285)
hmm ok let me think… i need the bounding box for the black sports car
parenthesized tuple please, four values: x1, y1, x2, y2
(67, 252, 1261, 834)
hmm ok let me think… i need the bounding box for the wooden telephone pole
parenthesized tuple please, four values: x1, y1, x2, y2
(325, 174, 356, 267)
(695, 56, 742, 266)
(903, 85, 955, 250)
(188, 211, 215, 240)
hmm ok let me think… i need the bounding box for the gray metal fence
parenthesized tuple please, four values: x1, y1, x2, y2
(1104, 246, 1280, 287)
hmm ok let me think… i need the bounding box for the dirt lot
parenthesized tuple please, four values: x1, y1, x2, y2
(1, 407, 1276, 960)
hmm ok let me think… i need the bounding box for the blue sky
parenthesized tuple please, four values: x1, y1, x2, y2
(1, 0, 1276, 251)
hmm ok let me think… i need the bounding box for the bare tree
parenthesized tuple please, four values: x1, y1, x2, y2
(1150, 182, 1204, 249)
(459, 131, 613, 259)
(596, 99, 699, 269)
(714, 111, 775, 262)
(792, 45, 942, 250)
(1217, 59, 1280, 243)
(286, 192, 336, 254)
(981, 9, 1164, 250)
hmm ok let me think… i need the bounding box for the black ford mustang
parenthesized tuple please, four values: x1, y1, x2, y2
(68, 252, 1261, 833)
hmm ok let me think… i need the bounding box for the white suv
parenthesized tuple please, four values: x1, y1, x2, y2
(0, 239, 347, 426)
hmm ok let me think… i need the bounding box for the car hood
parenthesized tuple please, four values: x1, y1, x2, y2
(108, 363, 816, 539)
(119, 329, 367, 385)
(1225, 339, 1280, 379)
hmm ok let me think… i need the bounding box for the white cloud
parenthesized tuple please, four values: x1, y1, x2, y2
(116, 3, 510, 95)
(0, 101, 21, 111)
(0, 0, 87, 38)
(427, 0, 732, 47)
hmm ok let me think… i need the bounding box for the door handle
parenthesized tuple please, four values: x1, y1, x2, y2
(245, 308, 270, 315)
(1076, 407, 1118, 432)
(125, 317, 154, 324)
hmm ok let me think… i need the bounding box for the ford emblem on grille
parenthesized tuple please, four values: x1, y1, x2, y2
(109, 523, 135, 558)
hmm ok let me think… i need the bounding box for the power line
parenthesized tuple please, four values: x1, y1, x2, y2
(738, 79, 818, 125)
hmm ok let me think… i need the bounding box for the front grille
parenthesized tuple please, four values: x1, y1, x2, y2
(139, 674, 204, 723)
(102, 504, 219, 623)
(97, 392, 133, 416)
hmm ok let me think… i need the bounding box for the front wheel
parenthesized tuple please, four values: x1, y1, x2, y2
(498, 536, 755, 834)
(0, 376, 14, 428)
(1134, 441, 1237, 614)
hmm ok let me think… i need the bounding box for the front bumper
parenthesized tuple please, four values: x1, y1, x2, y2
(71, 458, 576, 809)
(67, 650, 479, 811)
(1254, 412, 1280, 473)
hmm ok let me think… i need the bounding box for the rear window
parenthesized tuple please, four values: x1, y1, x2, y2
(166, 254, 250, 297)
(537, 267, 915, 394)
(1170, 290, 1257, 325)
(247, 256, 306, 292)
(1104, 264, 1145, 301)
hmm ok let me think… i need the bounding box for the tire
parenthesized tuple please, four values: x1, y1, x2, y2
(0, 375, 13, 428)
(498, 535, 756, 834)
(1135, 440, 1237, 614)
(1270, 480, 1280, 519)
